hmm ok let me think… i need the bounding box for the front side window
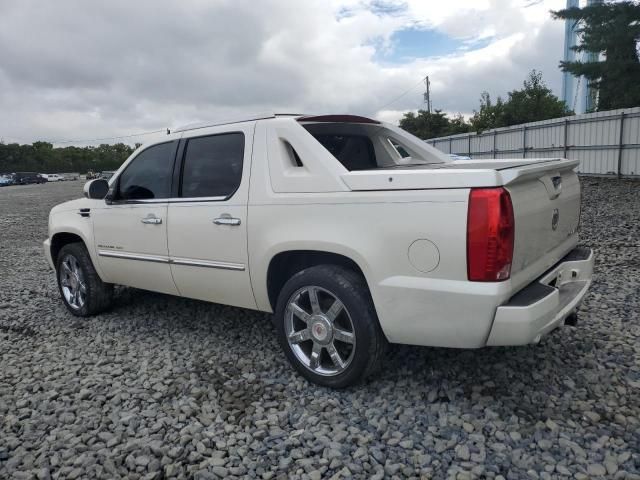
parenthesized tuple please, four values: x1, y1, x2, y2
(118, 142, 175, 200)
(180, 133, 244, 198)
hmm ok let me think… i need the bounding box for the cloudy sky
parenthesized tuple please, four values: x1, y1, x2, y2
(0, 0, 568, 146)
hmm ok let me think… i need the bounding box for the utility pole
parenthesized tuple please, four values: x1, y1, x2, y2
(423, 76, 431, 114)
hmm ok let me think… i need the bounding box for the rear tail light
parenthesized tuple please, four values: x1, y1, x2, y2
(467, 187, 515, 282)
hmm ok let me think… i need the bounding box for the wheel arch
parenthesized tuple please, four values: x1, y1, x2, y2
(265, 249, 372, 311)
(50, 232, 86, 266)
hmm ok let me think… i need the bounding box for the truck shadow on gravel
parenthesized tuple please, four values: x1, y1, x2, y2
(104, 287, 273, 424)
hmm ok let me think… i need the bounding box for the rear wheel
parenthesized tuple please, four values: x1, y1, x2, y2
(56, 243, 113, 316)
(275, 265, 387, 388)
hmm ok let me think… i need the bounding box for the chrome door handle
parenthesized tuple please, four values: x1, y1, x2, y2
(141, 215, 162, 225)
(213, 216, 241, 226)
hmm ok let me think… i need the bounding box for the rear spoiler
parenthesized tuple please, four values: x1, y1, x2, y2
(297, 114, 380, 124)
(497, 158, 580, 186)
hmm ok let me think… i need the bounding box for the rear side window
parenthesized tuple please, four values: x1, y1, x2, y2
(180, 133, 244, 198)
(118, 142, 175, 200)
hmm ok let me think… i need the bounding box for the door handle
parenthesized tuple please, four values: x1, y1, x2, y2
(213, 216, 241, 226)
(141, 215, 162, 225)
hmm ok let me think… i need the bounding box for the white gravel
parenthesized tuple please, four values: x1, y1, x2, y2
(1, 178, 639, 479)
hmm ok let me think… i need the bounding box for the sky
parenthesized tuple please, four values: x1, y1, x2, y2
(0, 0, 568, 146)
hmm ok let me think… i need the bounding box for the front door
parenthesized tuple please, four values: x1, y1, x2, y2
(92, 141, 179, 295)
(167, 125, 256, 309)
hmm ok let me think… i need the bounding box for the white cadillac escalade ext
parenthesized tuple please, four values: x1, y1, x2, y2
(44, 114, 594, 388)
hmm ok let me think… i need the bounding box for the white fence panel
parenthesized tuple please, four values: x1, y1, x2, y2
(426, 107, 640, 177)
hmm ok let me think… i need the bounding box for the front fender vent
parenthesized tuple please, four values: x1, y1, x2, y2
(78, 208, 91, 218)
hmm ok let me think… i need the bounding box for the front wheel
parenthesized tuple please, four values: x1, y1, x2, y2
(56, 243, 113, 316)
(274, 265, 387, 388)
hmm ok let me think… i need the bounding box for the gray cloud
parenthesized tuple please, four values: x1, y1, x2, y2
(0, 0, 568, 145)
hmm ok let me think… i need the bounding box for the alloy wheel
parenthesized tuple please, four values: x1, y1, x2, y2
(284, 286, 356, 376)
(59, 254, 87, 310)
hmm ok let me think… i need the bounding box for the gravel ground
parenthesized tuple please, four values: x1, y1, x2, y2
(0, 178, 639, 480)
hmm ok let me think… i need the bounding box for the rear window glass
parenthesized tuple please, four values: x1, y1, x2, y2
(311, 134, 376, 171)
(301, 122, 444, 171)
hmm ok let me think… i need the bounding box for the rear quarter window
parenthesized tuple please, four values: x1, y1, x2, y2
(180, 133, 245, 199)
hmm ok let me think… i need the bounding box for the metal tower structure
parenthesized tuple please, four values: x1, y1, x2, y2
(561, 0, 580, 109)
(584, 0, 603, 112)
(562, 0, 603, 113)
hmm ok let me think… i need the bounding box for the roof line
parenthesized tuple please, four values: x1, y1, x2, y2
(172, 113, 306, 134)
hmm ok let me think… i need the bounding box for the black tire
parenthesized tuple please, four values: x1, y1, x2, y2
(274, 265, 387, 388)
(56, 242, 113, 316)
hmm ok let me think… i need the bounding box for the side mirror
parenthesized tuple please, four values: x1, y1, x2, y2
(83, 179, 109, 199)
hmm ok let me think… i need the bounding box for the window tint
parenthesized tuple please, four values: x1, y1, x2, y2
(312, 134, 377, 171)
(388, 139, 411, 158)
(118, 142, 175, 200)
(181, 133, 244, 198)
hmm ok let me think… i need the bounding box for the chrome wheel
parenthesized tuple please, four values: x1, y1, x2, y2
(285, 286, 356, 376)
(59, 254, 87, 310)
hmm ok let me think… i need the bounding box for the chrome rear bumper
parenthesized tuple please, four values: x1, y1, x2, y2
(486, 247, 594, 346)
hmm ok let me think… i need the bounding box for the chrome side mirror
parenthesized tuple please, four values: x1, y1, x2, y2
(83, 179, 109, 199)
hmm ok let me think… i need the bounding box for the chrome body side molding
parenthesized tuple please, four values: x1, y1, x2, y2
(170, 257, 245, 271)
(98, 250, 169, 264)
(97, 250, 245, 271)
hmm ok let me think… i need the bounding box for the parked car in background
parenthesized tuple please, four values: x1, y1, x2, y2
(63, 173, 80, 181)
(86, 170, 98, 180)
(0, 173, 14, 186)
(44, 113, 594, 388)
(41, 173, 63, 182)
(14, 172, 47, 184)
(99, 171, 116, 181)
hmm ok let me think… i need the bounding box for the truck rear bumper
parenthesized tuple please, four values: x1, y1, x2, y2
(486, 246, 594, 346)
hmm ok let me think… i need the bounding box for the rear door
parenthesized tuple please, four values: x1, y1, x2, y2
(91, 141, 179, 295)
(167, 124, 256, 309)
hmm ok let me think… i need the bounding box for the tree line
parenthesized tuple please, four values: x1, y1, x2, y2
(400, 70, 571, 139)
(0, 141, 140, 174)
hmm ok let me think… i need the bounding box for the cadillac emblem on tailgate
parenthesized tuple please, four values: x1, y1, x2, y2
(551, 208, 560, 231)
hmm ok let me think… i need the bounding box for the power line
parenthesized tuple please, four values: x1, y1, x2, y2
(1, 128, 167, 146)
(373, 77, 426, 113)
(49, 128, 167, 145)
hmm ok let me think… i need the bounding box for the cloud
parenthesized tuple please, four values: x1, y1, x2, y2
(0, 0, 567, 145)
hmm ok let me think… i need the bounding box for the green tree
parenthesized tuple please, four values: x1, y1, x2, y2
(553, 1, 640, 111)
(469, 92, 506, 131)
(447, 113, 471, 135)
(0, 142, 136, 174)
(502, 71, 572, 125)
(399, 109, 470, 139)
(470, 70, 572, 131)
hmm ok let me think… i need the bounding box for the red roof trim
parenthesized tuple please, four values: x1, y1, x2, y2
(297, 114, 380, 124)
